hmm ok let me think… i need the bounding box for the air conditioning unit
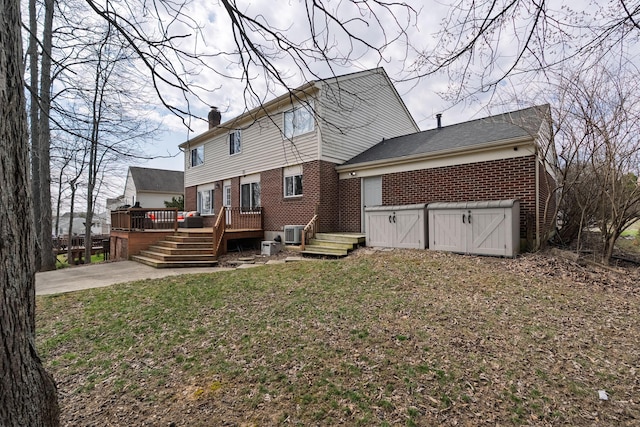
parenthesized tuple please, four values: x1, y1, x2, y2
(284, 225, 305, 244)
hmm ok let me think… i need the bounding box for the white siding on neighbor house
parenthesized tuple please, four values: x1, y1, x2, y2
(123, 171, 136, 205)
(318, 70, 418, 164)
(136, 192, 182, 209)
(184, 103, 319, 188)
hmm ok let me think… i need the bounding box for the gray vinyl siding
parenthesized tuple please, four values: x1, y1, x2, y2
(184, 104, 319, 188)
(318, 71, 418, 163)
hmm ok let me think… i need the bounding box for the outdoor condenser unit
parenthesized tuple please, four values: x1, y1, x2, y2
(283, 225, 305, 244)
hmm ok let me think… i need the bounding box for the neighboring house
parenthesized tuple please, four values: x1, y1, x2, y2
(180, 68, 420, 237)
(123, 166, 184, 208)
(54, 212, 109, 236)
(336, 105, 557, 249)
(180, 67, 556, 249)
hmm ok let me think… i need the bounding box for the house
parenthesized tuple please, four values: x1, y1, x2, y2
(123, 166, 184, 208)
(54, 212, 109, 236)
(335, 105, 557, 250)
(180, 68, 420, 240)
(179, 67, 556, 255)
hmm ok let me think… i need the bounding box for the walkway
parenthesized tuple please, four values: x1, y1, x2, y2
(36, 261, 231, 296)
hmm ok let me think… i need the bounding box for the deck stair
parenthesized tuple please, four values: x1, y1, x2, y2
(301, 233, 366, 257)
(131, 230, 218, 268)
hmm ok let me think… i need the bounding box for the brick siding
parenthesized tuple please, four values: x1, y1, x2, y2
(184, 186, 196, 211)
(338, 177, 362, 232)
(338, 156, 550, 244)
(261, 160, 338, 232)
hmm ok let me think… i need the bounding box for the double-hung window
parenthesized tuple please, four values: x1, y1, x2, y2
(197, 188, 214, 215)
(283, 103, 314, 139)
(284, 165, 303, 197)
(229, 130, 241, 155)
(190, 146, 204, 167)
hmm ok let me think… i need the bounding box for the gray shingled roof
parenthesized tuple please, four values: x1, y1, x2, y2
(129, 167, 184, 193)
(342, 105, 550, 166)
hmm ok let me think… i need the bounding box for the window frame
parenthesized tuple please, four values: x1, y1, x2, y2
(283, 103, 314, 139)
(190, 146, 204, 167)
(240, 182, 261, 212)
(197, 188, 215, 215)
(284, 173, 303, 198)
(229, 130, 242, 156)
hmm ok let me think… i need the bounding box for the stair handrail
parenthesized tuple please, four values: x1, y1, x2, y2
(212, 206, 226, 256)
(301, 214, 318, 251)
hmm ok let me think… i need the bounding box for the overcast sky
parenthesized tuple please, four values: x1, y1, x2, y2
(131, 0, 503, 175)
(117, 0, 632, 176)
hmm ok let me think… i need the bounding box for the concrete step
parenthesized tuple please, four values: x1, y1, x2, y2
(139, 250, 217, 262)
(314, 233, 366, 245)
(131, 254, 218, 268)
(301, 245, 349, 257)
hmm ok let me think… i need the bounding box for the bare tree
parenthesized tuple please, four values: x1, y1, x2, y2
(1, 0, 59, 424)
(7, 0, 417, 423)
(26, 0, 56, 271)
(550, 62, 640, 264)
(414, 0, 640, 101)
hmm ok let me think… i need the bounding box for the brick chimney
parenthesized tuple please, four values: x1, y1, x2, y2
(208, 106, 221, 129)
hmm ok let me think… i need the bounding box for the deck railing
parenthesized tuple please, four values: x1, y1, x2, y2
(301, 214, 319, 250)
(212, 206, 263, 256)
(225, 206, 263, 230)
(53, 235, 109, 254)
(111, 208, 179, 231)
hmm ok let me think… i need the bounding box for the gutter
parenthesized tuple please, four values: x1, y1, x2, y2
(336, 135, 534, 173)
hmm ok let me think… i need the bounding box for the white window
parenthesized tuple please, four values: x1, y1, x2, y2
(229, 130, 241, 155)
(283, 103, 314, 138)
(284, 165, 303, 197)
(241, 182, 260, 211)
(197, 188, 214, 215)
(190, 146, 204, 167)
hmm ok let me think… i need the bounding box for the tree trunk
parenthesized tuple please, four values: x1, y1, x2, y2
(0, 0, 60, 423)
(37, 0, 56, 271)
(67, 182, 77, 264)
(28, 0, 41, 271)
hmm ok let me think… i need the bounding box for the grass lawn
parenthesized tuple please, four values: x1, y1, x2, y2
(36, 250, 640, 426)
(56, 253, 106, 269)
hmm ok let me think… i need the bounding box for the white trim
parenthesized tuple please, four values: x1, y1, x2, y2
(283, 164, 303, 176)
(338, 143, 535, 179)
(240, 173, 260, 184)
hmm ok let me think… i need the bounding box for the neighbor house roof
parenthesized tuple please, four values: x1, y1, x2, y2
(129, 167, 184, 193)
(340, 105, 550, 167)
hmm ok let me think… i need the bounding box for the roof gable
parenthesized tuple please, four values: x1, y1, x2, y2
(342, 105, 550, 166)
(128, 167, 184, 193)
